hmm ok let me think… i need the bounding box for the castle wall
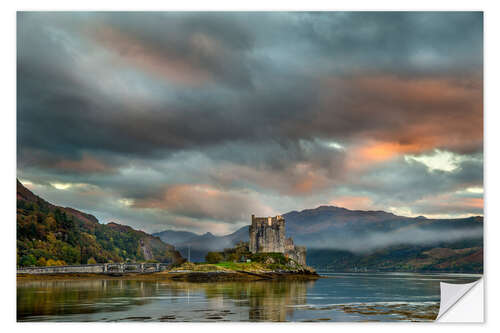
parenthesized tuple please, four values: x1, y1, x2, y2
(286, 246, 306, 266)
(249, 215, 307, 267)
(249, 215, 286, 253)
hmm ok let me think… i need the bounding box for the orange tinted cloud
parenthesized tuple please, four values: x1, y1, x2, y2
(352, 75, 479, 105)
(346, 140, 437, 169)
(133, 184, 273, 222)
(329, 196, 374, 210)
(293, 177, 317, 194)
(319, 74, 483, 157)
(289, 163, 330, 195)
(411, 193, 483, 216)
(212, 161, 337, 196)
(91, 25, 212, 85)
(357, 142, 418, 162)
(462, 197, 484, 209)
(53, 154, 114, 174)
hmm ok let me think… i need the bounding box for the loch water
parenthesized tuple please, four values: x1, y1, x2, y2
(17, 272, 481, 322)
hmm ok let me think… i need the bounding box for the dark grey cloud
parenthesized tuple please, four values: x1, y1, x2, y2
(296, 12, 483, 73)
(17, 12, 483, 233)
(18, 12, 483, 160)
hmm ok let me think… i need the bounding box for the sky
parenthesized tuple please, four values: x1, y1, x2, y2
(17, 12, 483, 235)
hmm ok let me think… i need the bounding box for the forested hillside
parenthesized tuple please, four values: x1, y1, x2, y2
(17, 180, 183, 267)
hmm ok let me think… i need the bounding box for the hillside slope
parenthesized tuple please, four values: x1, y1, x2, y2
(17, 180, 183, 267)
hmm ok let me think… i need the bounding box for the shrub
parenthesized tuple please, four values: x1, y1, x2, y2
(205, 251, 224, 264)
(46, 259, 66, 266)
(87, 257, 97, 264)
(250, 252, 289, 265)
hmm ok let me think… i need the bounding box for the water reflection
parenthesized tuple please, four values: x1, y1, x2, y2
(17, 280, 155, 319)
(17, 279, 314, 322)
(17, 273, 481, 322)
(202, 280, 314, 321)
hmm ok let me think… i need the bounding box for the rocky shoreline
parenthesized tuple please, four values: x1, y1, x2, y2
(167, 269, 320, 282)
(17, 269, 320, 282)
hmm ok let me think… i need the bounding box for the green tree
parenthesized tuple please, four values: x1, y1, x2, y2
(20, 255, 36, 267)
(205, 251, 224, 264)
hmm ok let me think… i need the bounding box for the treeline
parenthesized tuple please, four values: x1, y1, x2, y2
(205, 242, 251, 264)
(17, 197, 181, 267)
(306, 241, 483, 273)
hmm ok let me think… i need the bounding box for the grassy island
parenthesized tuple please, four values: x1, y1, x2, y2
(164, 251, 318, 282)
(161, 242, 318, 282)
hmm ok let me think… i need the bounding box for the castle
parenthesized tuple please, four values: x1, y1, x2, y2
(249, 214, 306, 266)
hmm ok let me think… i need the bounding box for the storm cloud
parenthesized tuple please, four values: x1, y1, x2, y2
(17, 12, 483, 234)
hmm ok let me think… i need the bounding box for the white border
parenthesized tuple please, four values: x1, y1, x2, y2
(2, 1, 498, 332)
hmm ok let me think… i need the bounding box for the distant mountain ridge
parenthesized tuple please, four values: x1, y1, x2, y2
(154, 206, 483, 272)
(153, 227, 248, 261)
(17, 180, 183, 266)
(282, 205, 482, 249)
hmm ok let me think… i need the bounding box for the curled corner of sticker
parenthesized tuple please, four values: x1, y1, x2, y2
(436, 278, 483, 322)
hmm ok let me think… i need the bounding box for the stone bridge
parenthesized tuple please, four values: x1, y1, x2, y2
(17, 262, 172, 274)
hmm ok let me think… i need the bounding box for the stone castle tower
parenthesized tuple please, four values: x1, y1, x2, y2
(249, 214, 306, 266)
(249, 215, 286, 253)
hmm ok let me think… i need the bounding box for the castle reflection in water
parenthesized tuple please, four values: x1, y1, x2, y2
(17, 278, 316, 322)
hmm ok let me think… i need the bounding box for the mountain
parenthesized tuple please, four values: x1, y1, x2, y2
(154, 206, 483, 273)
(16, 180, 183, 267)
(282, 206, 483, 251)
(286, 206, 482, 273)
(154, 226, 248, 262)
(153, 230, 200, 245)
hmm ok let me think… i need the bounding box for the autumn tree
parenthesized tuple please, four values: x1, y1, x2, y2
(87, 257, 97, 264)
